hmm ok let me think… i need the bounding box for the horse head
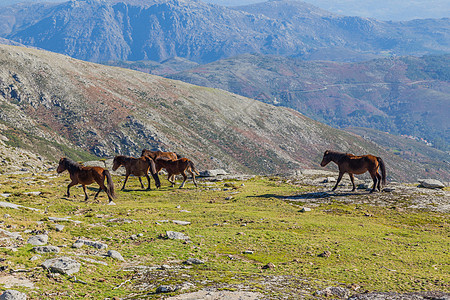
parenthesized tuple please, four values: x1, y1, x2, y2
(112, 156, 123, 171)
(320, 150, 332, 167)
(56, 157, 67, 173)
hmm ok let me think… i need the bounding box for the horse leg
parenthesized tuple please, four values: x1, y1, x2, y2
(349, 173, 356, 191)
(168, 174, 175, 187)
(121, 174, 129, 190)
(190, 171, 198, 187)
(66, 181, 76, 197)
(370, 172, 378, 193)
(82, 185, 89, 201)
(376, 171, 382, 191)
(145, 174, 151, 190)
(332, 172, 344, 191)
(138, 177, 145, 189)
(179, 171, 187, 188)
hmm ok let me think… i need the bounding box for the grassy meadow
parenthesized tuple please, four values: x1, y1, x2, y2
(0, 172, 448, 299)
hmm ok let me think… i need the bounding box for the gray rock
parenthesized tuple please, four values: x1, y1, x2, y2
(71, 242, 84, 249)
(0, 290, 27, 300)
(300, 207, 311, 212)
(172, 220, 191, 226)
(106, 250, 125, 261)
(33, 246, 60, 254)
(54, 225, 65, 232)
(318, 250, 332, 258)
(419, 179, 445, 189)
(41, 257, 80, 275)
(243, 250, 254, 254)
(166, 231, 189, 240)
(0, 229, 22, 240)
(199, 169, 228, 177)
(156, 285, 174, 293)
(325, 177, 336, 183)
(27, 234, 48, 246)
(75, 239, 108, 249)
(315, 286, 351, 298)
(30, 255, 41, 261)
(183, 258, 205, 265)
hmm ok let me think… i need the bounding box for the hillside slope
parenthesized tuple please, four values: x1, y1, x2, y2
(169, 54, 450, 150)
(0, 0, 448, 63)
(1, 45, 448, 181)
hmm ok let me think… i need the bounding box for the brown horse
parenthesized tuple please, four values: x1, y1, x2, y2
(155, 157, 199, 188)
(141, 149, 179, 162)
(112, 155, 161, 190)
(320, 150, 386, 193)
(56, 157, 116, 204)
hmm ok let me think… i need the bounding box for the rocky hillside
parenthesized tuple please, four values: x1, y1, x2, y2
(0, 0, 448, 63)
(1, 44, 449, 181)
(169, 53, 450, 150)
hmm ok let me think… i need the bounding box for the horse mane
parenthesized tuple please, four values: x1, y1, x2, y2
(62, 157, 83, 172)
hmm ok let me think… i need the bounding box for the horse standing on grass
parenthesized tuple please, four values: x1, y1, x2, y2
(112, 155, 161, 190)
(155, 157, 199, 188)
(320, 150, 386, 193)
(56, 157, 116, 204)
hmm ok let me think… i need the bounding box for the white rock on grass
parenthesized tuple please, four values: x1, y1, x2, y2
(106, 250, 125, 261)
(74, 239, 108, 249)
(41, 257, 80, 275)
(0, 290, 27, 300)
(166, 231, 189, 241)
(27, 235, 48, 246)
(183, 258, 204, 265)
(33, 246, 60, 254)
(419, 179, 445, 189)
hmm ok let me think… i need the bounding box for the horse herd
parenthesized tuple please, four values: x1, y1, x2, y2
(56, 149, 199, 204)
(56, 149, 386, 204)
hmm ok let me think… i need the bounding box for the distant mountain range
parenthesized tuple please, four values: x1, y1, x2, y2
(0, 0, 449, 63)
(1, 44, 449, 180)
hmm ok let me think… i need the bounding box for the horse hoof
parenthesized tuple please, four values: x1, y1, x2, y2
(108, 201, 116, 206)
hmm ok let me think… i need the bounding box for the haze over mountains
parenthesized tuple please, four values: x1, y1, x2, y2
(0, 0, 449, 63)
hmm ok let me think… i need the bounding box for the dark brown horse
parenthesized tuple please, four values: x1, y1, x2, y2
(112, 155, 161, 190)
(57, 157, 116, 204)
(155, 157, 199, 188)
(320, 150, 386, 193)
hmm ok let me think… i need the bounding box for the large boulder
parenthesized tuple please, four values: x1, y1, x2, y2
(41, 257, 80, 275)
(418, 179, 445, 189)
(0, 290, 27, 300)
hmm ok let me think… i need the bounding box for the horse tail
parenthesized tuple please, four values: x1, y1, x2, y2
(145, 156, 161, 188)
(377, 157, 386, 186)
(188, 160, 200, 175)
(104, 170, 116, 199)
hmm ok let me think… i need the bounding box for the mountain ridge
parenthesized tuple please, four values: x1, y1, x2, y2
(0, 0, 448, 63)
(1, 44, 448, 181)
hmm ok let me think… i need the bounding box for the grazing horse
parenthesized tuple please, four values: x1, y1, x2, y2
(155, 157, 199, 188)
(320, 150, 386, 193)
(56, 157, 116, 204)
(112, 155, 161, 190)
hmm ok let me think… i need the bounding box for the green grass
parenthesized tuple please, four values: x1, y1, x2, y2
(0, 174, 448, 298)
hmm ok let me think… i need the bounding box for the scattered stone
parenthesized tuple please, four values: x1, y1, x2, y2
(318, 250, 332, 258)
(0, 290, 27, 300)
(156, 285, 174, 293)
(75, 239, 108, 250)
(243, 250, 254, 254)
(225, 196, 233, 200)
(107, 218, 136, 224)
(418, 179, 445, 189)
(27, 234, 48, 246)
(382, 187, 395, 192)
(23, 191, 41, 196)
(71, 242, 84, 249)
(30, 255, 41, 261)
(3, 214, 11, 218)
(172, 220, 191, 226)
(106, 250, 125, 261)
(0, 229, 22, 240)
(315, 286, 351, 298)
(33, 246, 60, 254)
(199, 169, 228, 177)
(179, 210, 191, 213)
(130, 235, 138, 240)
(166, 231, 189, 241)
(0, 275, 34, 289)
(137, 233, 143, 237)
(262, 262, 275, 269)
(325, 177, 336, 183)
(41, 257, 80, 275)
(183, 258, 205, 265)
(299, 207, 311, 212)
(54, 225, 65, 232)
(0, 201, 40, 212)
